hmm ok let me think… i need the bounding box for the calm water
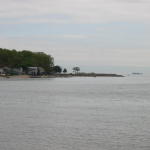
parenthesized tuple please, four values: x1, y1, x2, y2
(0, 76, 150, 150)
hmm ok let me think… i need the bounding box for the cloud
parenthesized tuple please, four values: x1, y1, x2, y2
(0, 0, 150, 24)
(0, 0, 150, 71)
(0, 35, 150, 68)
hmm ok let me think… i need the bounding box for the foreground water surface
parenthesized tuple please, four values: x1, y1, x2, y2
(0, 76, 150, 150)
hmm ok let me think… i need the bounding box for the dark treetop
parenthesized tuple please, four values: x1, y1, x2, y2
(0, 48, 54, 73)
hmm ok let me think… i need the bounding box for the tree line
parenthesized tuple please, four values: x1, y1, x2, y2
(0, 48, 54, 73)
(0, 48, 82, 75)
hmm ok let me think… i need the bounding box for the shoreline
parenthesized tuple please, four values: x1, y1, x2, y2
(0, 73, 124, 79)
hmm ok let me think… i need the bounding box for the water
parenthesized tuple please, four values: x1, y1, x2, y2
(0, 76, 150, 150)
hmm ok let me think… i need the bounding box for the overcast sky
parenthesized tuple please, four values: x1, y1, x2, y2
(0, 0, 150, 73)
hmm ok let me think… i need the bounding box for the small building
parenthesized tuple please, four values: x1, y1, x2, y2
(27, 67, 45, 76)
(3, 67, 11, 75)
(38, 67, 45, 75)
(0, 67, 23, 75)
(11, 68, 23, 75)
(27, 67, 38, 76)
(0, 68, 4, 75)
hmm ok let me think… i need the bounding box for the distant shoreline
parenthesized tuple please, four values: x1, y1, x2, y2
(0, 73, 124, 79)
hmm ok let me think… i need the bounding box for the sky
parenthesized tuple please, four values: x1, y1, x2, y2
(0, 0, 150, 74)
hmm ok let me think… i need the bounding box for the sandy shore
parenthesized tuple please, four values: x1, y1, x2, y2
(9, 75, 31, 78)
(0, 75, 30, 79)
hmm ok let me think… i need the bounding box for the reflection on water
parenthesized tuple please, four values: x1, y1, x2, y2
(0, 77, 150, 150)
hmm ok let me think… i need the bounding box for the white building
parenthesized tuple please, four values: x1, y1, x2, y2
(27, 67, 45, 75)
(28, 67, 38, 75)
(0, 68, 4, 74)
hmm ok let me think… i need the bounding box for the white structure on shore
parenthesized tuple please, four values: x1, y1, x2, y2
(0, 67, 45, 76)
(27, 67, 45, 76)
(0, 68, 4, 75)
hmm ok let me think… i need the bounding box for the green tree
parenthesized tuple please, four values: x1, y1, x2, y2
(0, 48, 54, 74)
(72, 66, 80, 74)
(53, 65, 62, 73)
(63, 68, 67, 73)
